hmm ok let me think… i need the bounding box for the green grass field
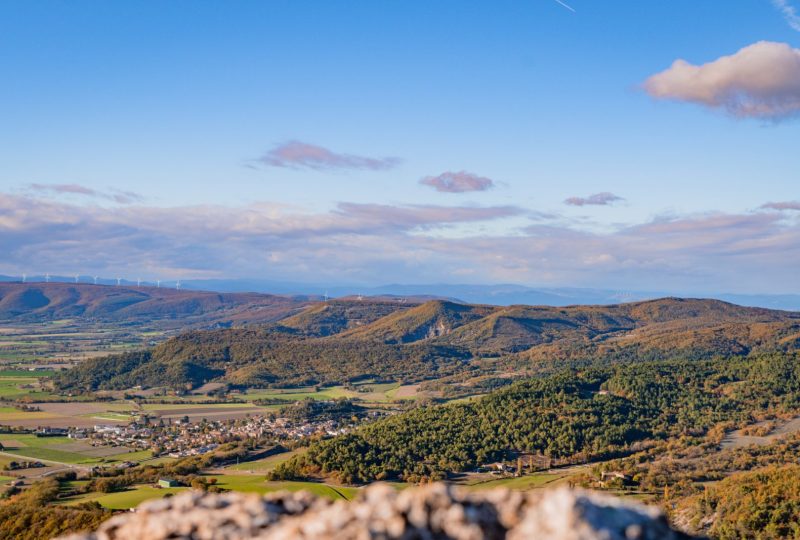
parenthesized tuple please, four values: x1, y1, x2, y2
(0, 377, 39, 397)
(240, 383, 417, 404)
(62, 477, 357, 509)
(103, 449, 154, 463)
(4, 446, 100, 464)
(0, 411, 58, 421)
(141, 403, 259, 411)
(0, 434, 103, 464)
(241, 386, 357, 402)
(205, 474, 358, 500)
(0, 434, 70, 447)
(464, 472, 572, 491)
(86, 412, 133, 421)
(226, 449, 306, 472)
(63, 486, 188, 509)
(0, 370, 57, 377)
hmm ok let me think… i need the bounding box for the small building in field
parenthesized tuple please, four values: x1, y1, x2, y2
(158, 478, 179, 488)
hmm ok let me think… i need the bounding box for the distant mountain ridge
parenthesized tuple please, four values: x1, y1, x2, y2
(0, 282, 311, 327)
(4, 276, 799, 311)
(180, 280, 800, 312)
(54, 296, 800, 391)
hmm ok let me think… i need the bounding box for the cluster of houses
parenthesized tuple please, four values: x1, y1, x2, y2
(66, 413, 349, 457)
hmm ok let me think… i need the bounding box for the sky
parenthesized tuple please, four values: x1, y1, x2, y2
(1, 0, 799, 294)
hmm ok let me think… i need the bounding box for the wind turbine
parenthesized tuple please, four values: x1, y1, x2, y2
(21, 273, 26, 283)
(176, 280, 181, 290)
(116, 277, 122, 286)
(323, 290, 329, 303)
(74, 274, 79, 283)
(137, 277, 141, 287)
(156, 280, 161, 288)
(45, 273, 50, 283)
(93, 276, 98, 285)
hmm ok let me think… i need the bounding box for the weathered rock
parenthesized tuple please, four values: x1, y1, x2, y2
(61, 483, 697, 540)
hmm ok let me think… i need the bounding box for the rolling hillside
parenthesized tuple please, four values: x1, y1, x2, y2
(0, 282, 311, 327)
(274, 298, 414, 336)
(336, 300, 496, 343)
(53, 297, 800, 391)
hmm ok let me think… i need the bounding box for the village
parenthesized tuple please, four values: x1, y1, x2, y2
(64, 413, 351, 459)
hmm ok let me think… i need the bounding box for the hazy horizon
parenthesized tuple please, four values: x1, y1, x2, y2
(5, 274, 800, 312)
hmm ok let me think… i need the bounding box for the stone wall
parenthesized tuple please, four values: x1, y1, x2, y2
(62, 483, 698, 540)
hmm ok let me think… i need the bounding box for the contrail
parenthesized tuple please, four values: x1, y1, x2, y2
(554, 0, 576, 12)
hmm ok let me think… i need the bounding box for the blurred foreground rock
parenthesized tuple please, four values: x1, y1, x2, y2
(61, 483, 697, 540)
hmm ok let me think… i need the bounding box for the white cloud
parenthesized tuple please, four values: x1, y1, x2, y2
(644, 41, 800, 120)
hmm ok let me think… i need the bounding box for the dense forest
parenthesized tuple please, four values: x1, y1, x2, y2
(53, 331, 471, 390)
(54, 298, 800, 391)
(0, 476, 110, 540)
(270, 353, 800, 483)
(675, 465, 800, 539)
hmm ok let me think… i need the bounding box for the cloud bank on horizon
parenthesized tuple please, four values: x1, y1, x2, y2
(1, 190, 798, 294)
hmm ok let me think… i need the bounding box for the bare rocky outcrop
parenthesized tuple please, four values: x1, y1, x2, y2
(61, 483, 697, 540)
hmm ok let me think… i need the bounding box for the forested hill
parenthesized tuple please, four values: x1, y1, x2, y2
(0, 282, 311, 326)
(53, 297, 800, 391)
(271, 353, 800, 484)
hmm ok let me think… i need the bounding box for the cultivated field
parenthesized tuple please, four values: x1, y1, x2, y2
(60, 475, 357, 510)
(226, 448, 307, 473)
(0, 433, 148, 466)
(0, 319, 160, 365)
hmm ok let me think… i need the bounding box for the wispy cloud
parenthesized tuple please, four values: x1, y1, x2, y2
(257, 141, 401, 171)
(564, 192, 624, 207)
(28, 183, 144, 204)
(773, 0, 800, 31)
(762, 200, 800, 211)
(419, 171, 495, 193)
(643, 41, 800, 121)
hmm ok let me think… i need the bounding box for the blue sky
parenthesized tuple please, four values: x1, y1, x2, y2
(1, 1, 799, 293)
